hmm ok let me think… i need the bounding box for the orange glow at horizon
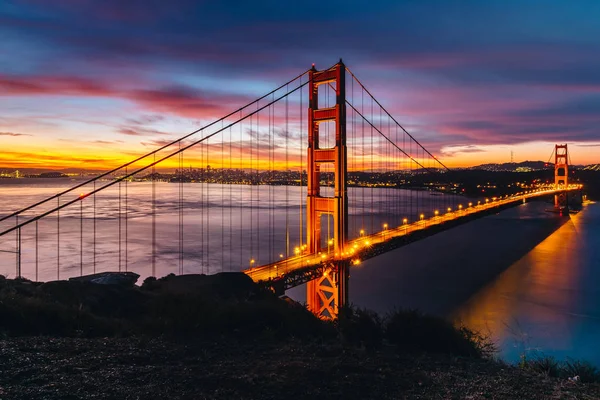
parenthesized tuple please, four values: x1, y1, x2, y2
(1, 136, 598, 172)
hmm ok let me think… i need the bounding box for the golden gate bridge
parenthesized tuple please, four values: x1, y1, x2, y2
(0, 61, 581, 319)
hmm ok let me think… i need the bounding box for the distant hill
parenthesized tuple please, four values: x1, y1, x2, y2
(467, 161, 551, 172)
(0, 167, 107, 176)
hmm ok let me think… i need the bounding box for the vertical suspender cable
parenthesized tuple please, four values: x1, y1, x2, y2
(300, 77, 304, 250)
(35, 220, 38, 282)
(285, 84, 290, 258)
(229, 125, 233, 272)
(201, 136, 205, 273)
(118, 180, 121, 272)
(257, 103, 260, 265)
(15, 215, 19, 278)
(80, 197, 83, 276)
(125, 166, 128, 272)
(250, 113, 253, 265)
(206, 135, 210, 273)
(361, 87, 365, 232)
(152, 153, 156, 277)
(239, 111, 243, 268)
(221, 121, 225, 272)
(93, 181, 96, 273)
(57, 196, 60, 280)
(370, 99, 375, 233)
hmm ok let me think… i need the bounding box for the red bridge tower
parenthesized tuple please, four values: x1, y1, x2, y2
(305, 61, 349, 319)
(554, 144, 568, 208)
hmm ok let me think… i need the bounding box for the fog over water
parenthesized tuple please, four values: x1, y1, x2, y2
(0, 179, 460, 281)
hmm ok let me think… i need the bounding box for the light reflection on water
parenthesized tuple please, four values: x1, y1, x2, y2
(453, 202, 600, 364)
(305, 200, 600, 365)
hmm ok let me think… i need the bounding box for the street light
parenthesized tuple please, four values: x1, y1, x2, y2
(360, 229, 365, 237)
(420, 213, 425, 226)
(403, 218, 408, 234)
(383, 223, 388, 239)
(447, 207, 452, 213)
(328, 238, 333, 254)
(294, 247, 300, 256)
(249, 258, 255, 268)
(468, 202, 473, 208)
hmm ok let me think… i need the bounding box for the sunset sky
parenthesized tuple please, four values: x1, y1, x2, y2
(1, 0, 599, 170)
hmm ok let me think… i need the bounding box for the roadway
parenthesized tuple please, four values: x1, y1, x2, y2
(243, 186, 581, 284)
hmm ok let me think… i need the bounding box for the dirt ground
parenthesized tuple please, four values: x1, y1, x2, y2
(1, 336, 598, 400)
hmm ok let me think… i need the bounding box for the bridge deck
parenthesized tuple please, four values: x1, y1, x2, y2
(244, 187, 580, 288)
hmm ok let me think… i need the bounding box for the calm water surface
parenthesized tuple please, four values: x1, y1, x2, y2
(0, 179, 458, 281)
(326, 201, 600, 364)
(1, 179, 598, 364)
(454, 202, 600, 364)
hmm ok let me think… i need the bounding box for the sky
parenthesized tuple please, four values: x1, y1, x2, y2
(1, 0, 599, 170)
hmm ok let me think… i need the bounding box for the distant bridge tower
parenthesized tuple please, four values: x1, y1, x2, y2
(554, 144, 568, 208)
(306, 61, 349, 319)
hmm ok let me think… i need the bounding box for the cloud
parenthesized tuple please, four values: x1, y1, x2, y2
(0, 132, 31, 136)
(0, 74, 251, 120)
(117, 127, 171, 137)
(92, 139, 123, 145)
(440, 145, 487, 157)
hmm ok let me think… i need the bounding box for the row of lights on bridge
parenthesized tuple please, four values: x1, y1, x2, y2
(250, 186, 578, 269)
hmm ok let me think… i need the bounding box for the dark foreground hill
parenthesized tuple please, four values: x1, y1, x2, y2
(0, 273, 598, 399)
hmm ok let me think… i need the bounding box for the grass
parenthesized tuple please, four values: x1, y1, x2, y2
(0, 275, 493, 360)
(520, 355, 600, 383)
(0, 274, 334, 340)
(3, 272, 598, 381)
(384, 308, 494, 357)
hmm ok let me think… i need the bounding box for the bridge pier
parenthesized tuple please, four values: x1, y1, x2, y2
(307, 260, 349, 319)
